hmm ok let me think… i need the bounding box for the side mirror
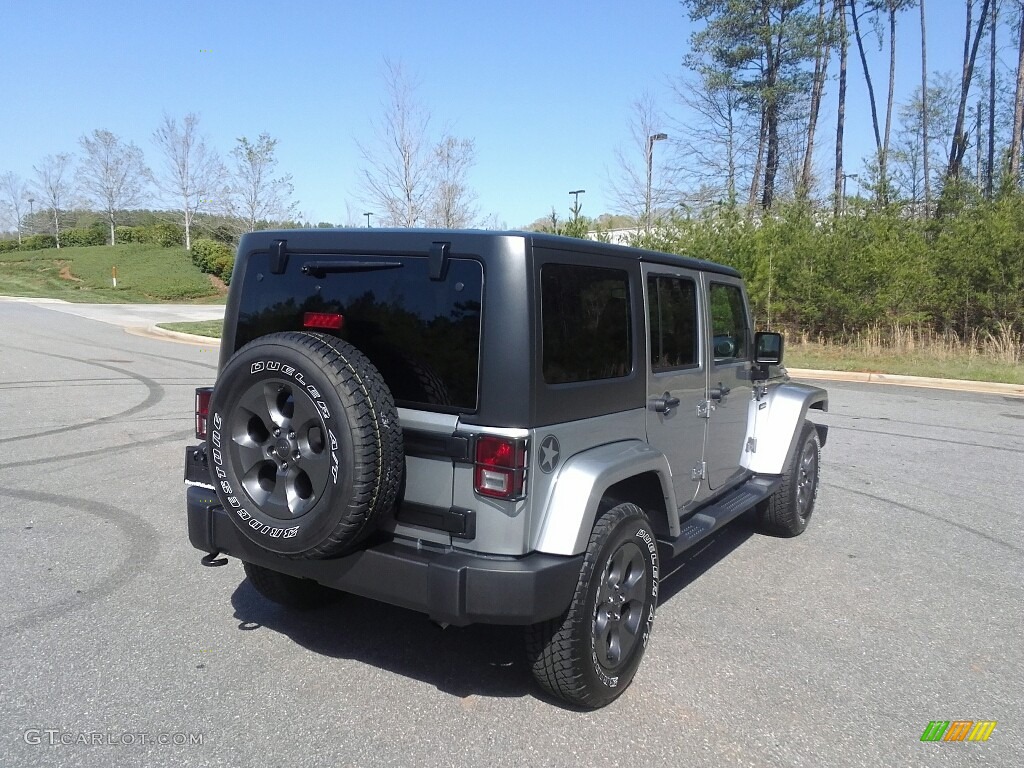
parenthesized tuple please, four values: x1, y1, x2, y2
(754, 331, 784, 366)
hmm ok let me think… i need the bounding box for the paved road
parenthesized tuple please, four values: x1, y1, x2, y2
(0, 301, 1021, 768)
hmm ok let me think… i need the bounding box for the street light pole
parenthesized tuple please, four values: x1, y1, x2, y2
(569, 189, 585, 221)
(364, 212, 373, 228)
(646, 133, 668, 235)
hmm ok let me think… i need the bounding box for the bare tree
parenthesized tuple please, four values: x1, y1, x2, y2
(359, 61, 435, 227)
(429, 135, 477, 227)
(920, 0, 931, 215)
(611, 92, 674, 230)
(947, 0, 992, 182)
(986, 0, 998, 197)
(835, 0, 850, 215)
(1010, 0, 1024, 183)
(0, 172, 30, 244)
(77, 129, 150, 245)
(152, 113, 224, 249)
(801, 0, 836, 198)
(32, 154, 74, 248)
(224, 133, 298, 234)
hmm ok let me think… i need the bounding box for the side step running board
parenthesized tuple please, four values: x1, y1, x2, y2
(656, 476, 782, 561)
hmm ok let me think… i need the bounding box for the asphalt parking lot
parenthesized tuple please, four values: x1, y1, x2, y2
(1, 299, 1021, 768)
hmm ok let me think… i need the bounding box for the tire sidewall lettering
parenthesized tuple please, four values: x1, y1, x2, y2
(210, 357, 343, 542)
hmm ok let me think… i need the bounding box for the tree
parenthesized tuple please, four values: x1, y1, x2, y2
(801, 0, 837, 198)
(0, 172, 29, 244)
(835, 0, 850, 216)
(1010, 0, 1024, 183)
(152, 113, 224, 249)
(428, 135, 478, 227)
(224, 133, 298, 234)
(682, 0, 818, 209)
(920, 0, 931, 215)
(32, 154, 74, 248)
(359, 60, 435, 227)
(611, 92, 674, 229)
(77, 129, 150, 245)
(946, 0, 992, 184)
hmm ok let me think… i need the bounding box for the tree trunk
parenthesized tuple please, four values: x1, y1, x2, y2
(1009, 0, 1024, 183)
(109, 213, 116, 246)
(835, 0, 849, 217)
(947, 0, 991, 181)
(987, 0, 997, 197)
(749, 109, 767, 208)
(850, 0, 883, 154)
(921, 0, 931, 217)
(761, 0, 781, 209)
(802, 0, 834, 198)
(881, 5, 898, 203)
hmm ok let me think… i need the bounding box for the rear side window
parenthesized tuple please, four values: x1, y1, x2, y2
(709, 283, 749, 362)
(236, 255, 483, 411)
(541, 264, 632, 384)
(648, 275, 699, 371)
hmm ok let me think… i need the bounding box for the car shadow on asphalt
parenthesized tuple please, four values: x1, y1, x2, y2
(227, 515, 756, 706)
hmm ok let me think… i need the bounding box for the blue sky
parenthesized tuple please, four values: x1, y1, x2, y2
(0, 0, 995, 228)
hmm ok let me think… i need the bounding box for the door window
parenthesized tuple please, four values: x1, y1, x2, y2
(648, 275, 699, 372)
(709, 283, 749, 362)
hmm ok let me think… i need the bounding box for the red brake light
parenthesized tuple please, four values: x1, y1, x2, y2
(195, 387, 213, 439)
(474, 436, 527, 500)
(303, 312, 344, 330)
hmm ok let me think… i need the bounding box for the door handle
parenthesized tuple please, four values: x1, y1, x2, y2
(709, 383, 731, 401)
(651, 392, 681, 414)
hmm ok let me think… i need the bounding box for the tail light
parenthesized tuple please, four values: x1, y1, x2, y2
(195, 387, 214, 439)
(303, 312, 344, 330)
(474, 435, 528, 500)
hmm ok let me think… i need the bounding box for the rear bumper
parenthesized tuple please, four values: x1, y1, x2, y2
(186, 484, 583, 626)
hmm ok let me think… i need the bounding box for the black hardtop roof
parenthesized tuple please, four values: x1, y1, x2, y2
(238, 228, 742, 279)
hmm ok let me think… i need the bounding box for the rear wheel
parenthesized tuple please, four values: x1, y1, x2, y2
(526, 503, 659, 709)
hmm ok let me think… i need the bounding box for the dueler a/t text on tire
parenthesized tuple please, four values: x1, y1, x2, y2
(526, 503, 659, 708)
(207, 332, 403, 559)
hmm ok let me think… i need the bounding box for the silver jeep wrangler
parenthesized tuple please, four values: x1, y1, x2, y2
(186, 229, 827, 708)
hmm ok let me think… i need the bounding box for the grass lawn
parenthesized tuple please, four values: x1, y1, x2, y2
(786, 344, 1024, 385)
(0, 244, 225, 303)
(159, 320, 224, 338)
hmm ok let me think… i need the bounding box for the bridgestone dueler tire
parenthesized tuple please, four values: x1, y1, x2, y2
(207, 332, 403, 559)
(525, 503, 659, 709)
(756, 420, 821, 537)
(243, 562, 342, 610)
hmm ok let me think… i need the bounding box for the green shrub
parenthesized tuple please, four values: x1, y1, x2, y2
(0, 239, 20, 253)
(115, 226, 140, 244)
(61, 227, 107, 247)
(191, 238, 234, 283)
(21, 234, 57, 250)
(142, 222, 184, 248)
(209, 251, 235, 285)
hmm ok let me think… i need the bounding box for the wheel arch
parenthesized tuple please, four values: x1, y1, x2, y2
(743, 382, 828, 476)
(532, 441, 677, 556)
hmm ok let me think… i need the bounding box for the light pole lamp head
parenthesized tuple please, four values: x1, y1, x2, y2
(650, 133, 668, 142)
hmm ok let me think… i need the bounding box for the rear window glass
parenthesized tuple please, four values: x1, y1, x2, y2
(236, 255, 482, 411)
(541, 264, 632, 384)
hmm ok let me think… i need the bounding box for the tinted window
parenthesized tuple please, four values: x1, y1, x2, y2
(236, 255, 482, 411)
(709, 283, 749, 362)
(648, 275, 699, 371)
(541, 264, 632, 384)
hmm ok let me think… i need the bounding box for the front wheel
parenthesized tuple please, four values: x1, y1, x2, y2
(756, 420, 821, 537)
(526, 503, 659, 708)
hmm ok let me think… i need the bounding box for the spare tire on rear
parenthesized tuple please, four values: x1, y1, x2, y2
(206, 331, 403, 559)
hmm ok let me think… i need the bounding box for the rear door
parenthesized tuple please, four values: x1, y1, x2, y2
(704, 279, 754, 491)
(642, 264, 707, 509)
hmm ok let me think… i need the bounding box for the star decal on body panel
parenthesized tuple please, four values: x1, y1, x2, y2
(539, 435, 560, 473)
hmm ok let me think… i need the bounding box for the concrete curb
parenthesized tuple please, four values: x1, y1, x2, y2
(788, 368, 1024, 397)
(135, 325, 222, 346)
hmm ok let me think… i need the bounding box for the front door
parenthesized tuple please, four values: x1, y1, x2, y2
(704, 279, 754, 491)
(643, 265, 707, 510)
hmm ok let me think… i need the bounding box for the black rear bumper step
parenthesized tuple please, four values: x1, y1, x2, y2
(187, 485, 581, 626)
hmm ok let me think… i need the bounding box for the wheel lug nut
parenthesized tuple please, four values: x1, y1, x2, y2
(280, 462, 288, 470)
(274, 429, 281, 437)
(289, 432, 296, 440)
